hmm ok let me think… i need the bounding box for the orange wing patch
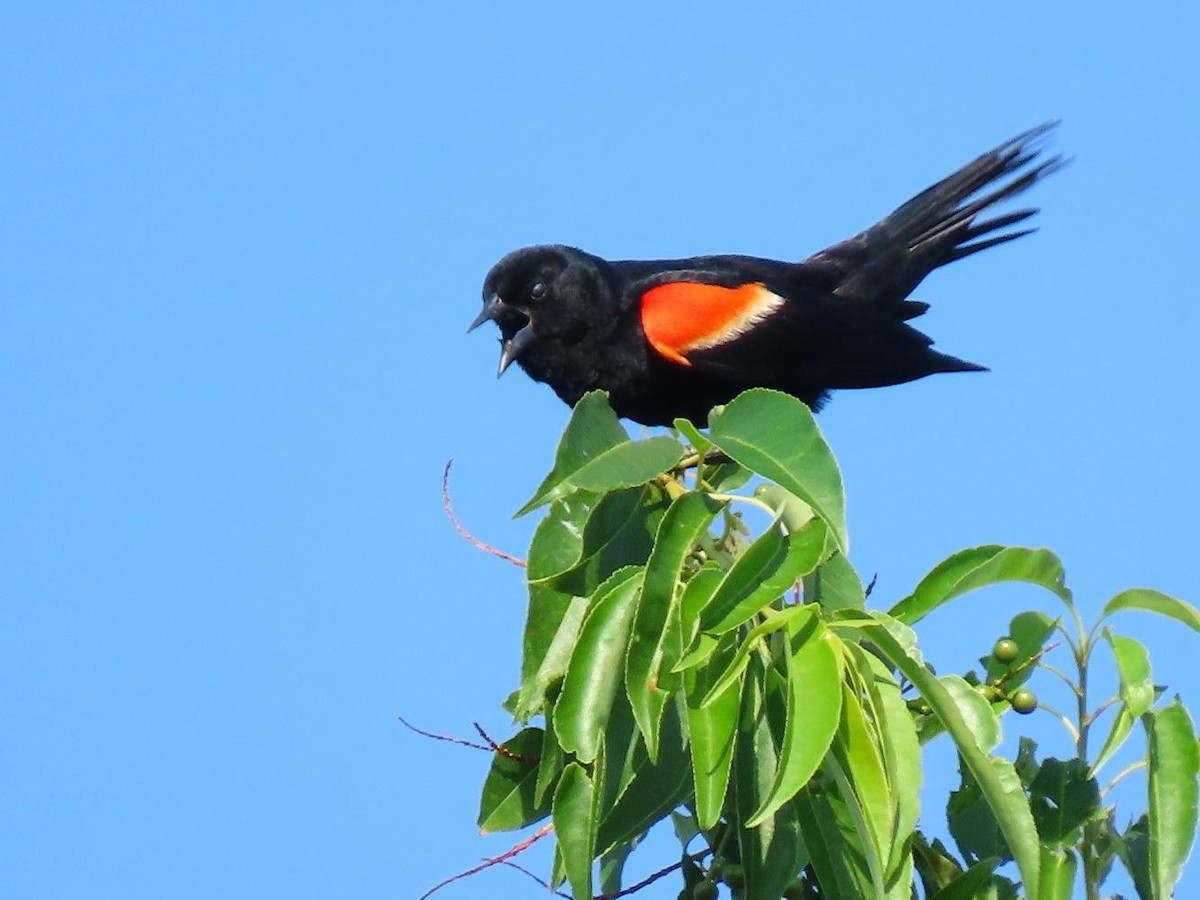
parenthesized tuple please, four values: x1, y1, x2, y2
(640, 282, 785, 365)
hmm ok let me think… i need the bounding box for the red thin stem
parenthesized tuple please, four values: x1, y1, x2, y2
(442, 458, 526, 567)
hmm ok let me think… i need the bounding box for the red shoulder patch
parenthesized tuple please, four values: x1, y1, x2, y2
(640, 281, 785, 365)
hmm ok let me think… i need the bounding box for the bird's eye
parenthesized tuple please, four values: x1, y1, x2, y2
(530, 282, 546, 301)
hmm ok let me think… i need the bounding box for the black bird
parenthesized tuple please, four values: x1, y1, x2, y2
(471, 123, 1065, 426)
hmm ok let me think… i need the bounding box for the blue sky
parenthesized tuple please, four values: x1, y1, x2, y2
(4, 4, 1198, 898)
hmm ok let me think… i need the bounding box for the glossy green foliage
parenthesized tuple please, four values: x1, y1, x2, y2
(466, 390, 1199, 899)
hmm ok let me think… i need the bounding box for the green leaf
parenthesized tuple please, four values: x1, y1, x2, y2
(596, 687, 641, 813)
(847, 645, 921, 880)
(806, 551, 866, 611)
(477, 728, 549, 833)
(596, 698, 692, 855)
(747, 615, 843, 825)
(685, 643, 741, 829)
(733, 656, 808, 900)
(517, 392, 683, 515)
(598, 839, 639, 899)
(1103, 587, 1200, 636)
(939, 675, 1001, 753)
(672, 417, 710, 456)
(552, 762, 599, 900)
(1028, 757, 1100, 845)
(1117, 814, 1153, 900)
(705, 460, 753, 493)
(513, 583, 589, 720)
(699, 605, 813, 707)
(517, 486, 668, 718)
(947, 758, 1009, 865)
(679, 565, 723, 650)
(888, 546, 1070, 627)
(926, 857, 1003, 900)
(795, 779, 876, 899)
(566, 435, 682, 492)
(525, 491, 602, 583)
(536, 703, 564, 805)
(707, 388, 848, 551)
(829, 683, 893, 885)
(517, 391, 629, 516)
(754, 483, 815, 532)
(1144, 700, 1200, 898)
(1107, 630, 1155, 717)
(911, 833, 966, 895)
(860, 612, 1041, 891)
(1091, 705, 1135, 779)
(541, 485, 667, 598)
(556, 566, 643, 762)
(699, 517, 828, 635)
(1036, 847, 1077, 900)
(626, 492, 721, 758)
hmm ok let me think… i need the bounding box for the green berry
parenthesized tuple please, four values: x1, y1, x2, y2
(1010, 688, 1038, 714)
(992, 637, 1020, 665)
(719, 862, 745, 889)
(692, 879, 719, 900)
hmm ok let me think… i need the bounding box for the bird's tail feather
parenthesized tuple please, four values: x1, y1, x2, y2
(809, 122, 1067, 310)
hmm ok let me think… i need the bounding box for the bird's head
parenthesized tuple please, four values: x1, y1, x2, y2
(470, 244, 609, 377)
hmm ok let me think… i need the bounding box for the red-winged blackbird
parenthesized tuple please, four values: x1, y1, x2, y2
(471, 123, 1065, 426)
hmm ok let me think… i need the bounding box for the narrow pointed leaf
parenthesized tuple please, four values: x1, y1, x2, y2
(514, 585, 589, 720)
(699, 605, 812, 707)
(517, 390, 629, 516)
(1117, 814, 1152, 899)
(700, 517, 828, 635)
(672, 417, 711, 455)
(829, 685, 893, 885)
(807, 551, 866, 611)
(677, 566, 723, 665)
(847, 645, 921, 879)
(596, 699, 692, 855)
(556, 566, 643, 762)
(626, 492, 720, 757)
(940, 674, 1001, 752)
(747, 616, 843, 825)
(566, 435, 683, 493)
(598, 840, 638, 899)
(527, 486, 664, 593)
(477, 728, 549, 833)
(552, 762, 598, 900)
(707, 388, 848, 551)
(526, 491, 602, 583)
(1144, 700, 1200, 898)
(536, 704, 564, 805)
(824, 753, 887, 896)
(926, 858, 1003, 900)
(795, 781, 876, 899)
(521, 435, 682, 516)
(888, 545, 1070, 626)
(686, 659, 741, 830)
(1103, 588, 1200, 636)
(1091, 705, 1135, 778)
(860, 612, 1041, 891)
(733, 657, 808, 900)
(1107, 631, 1154, 716)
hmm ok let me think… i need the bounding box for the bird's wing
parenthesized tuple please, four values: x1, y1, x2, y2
(636, 278, 789, 366)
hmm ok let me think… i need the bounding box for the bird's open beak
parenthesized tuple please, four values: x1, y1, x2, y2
(469, 293, 534, 376)
(497, 324, 535, 376)
(467, 293, 505, 333)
